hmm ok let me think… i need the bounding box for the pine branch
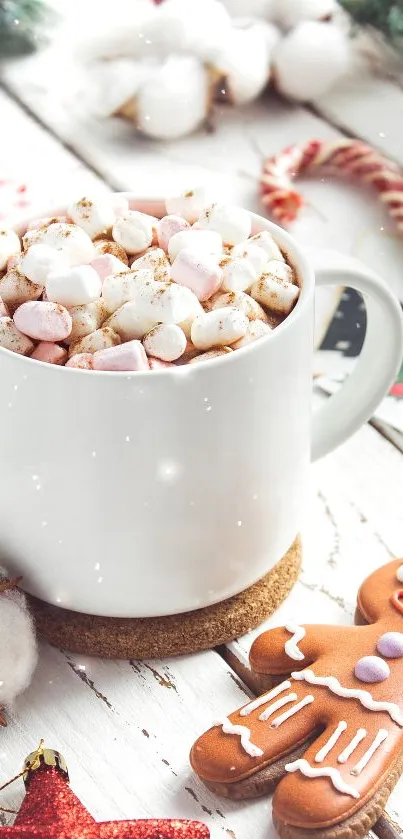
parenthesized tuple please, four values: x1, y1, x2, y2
(0, 0, 49, 57)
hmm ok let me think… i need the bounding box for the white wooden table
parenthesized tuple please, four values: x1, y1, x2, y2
(1, 47, 403, 839)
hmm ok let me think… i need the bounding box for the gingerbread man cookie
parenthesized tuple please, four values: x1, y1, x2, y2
(190, 560, 403, 839)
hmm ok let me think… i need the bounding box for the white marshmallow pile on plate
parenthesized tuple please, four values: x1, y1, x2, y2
(0, 189, 300, 371)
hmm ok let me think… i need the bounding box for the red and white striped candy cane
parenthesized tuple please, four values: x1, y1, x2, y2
(261, 138, 403, 234)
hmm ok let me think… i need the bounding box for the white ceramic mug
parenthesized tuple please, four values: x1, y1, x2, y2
(0, 199, 402, 617)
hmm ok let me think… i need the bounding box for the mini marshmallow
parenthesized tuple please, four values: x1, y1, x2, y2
(93, 340, 149, 372)
(31, 342, 68, 365)
(143, 323, 187, 362)
(0, 267, 43, 314)
(14, 301, 72, 342)
(232, 319, 272, 349)
(0, 317, 34, 355)
(0, 228, 21, 271)
(165, 188, 208, 224)
(105, 301, 157, 341)
(232, 241, 269, 276)
(93, 239, 129, 264)
(220, 255, 255, 293)
(249, 231, 284, 262)
(90, 254, 128, 282)
(46, 265, 102, 307)
(102, 268, 154, 314)
(178, 339, 201, 364)
(66, 300, 108, 345)
(149, 357, 173, 370)
(26, 215, 67, 232)
(189, 347, 233, 363)
(197, 203, 251, 245)
(251, 263, 299, 315)
(191, 307, 249, 350)
(67, 195, 116, 239)
(112, 211, 156, 255)
(131, 247, 171, 283)
(20, 244, 68, 286)
(171, 248, 222, 302)
(69, 326, 121, 357)
(157, 214, 190, 251)
(168, 229, 222, 262)
(177, 295, 204, 339)
(26, 223, 96, 267)
(212, 290, 269, 322)
(112, 195, 129, 217)
(136, 280, 195, 324)
(66, 353, 94, 369)
(0, 295, 9, 318)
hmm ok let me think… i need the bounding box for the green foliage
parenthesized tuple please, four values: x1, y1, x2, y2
(0, 0, 47, 57)
(339, 0, 403, 41)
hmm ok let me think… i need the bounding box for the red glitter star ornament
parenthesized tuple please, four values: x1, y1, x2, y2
(0, 745, 209, 839)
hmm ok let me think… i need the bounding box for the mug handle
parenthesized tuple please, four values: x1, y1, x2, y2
(310, 250, 403, 461)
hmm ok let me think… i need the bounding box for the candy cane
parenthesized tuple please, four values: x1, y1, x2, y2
(261, 138, 403, 234)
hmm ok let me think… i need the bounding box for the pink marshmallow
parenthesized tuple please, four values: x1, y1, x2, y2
(0, 295, 9, 318)
(171, 248, 223, 302)
(90, 254, 128, 283)
(13, 301, 72, 342)
(92, 340, 149, 371)
(148, 357, 173, 370)
(157, 215, 190, 252)
(31, 342, 68, 365)
(66, 353, 94, 369)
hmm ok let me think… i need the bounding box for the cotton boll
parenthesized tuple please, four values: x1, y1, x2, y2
(87, 59, 157, 119)
(273, 21, 349, 101)
(0, 572, 37, 708)
(135, 56, 210, 140)
(143, 0, 231, 61)
(211, 25, 271, 104)
(73, 1, 158, 62)
(273, 0, 337, 29)
(232, 19, 281, 53)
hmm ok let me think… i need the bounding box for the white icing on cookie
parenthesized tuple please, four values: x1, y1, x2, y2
(350, 729, 388, 776)
(396, 564, 403, 583)
(337, 729, 367, 764)
(258, 693, 297, 722)
(315, 721, 347, 763)
(217, 718, 263, 757)
(291, 670, 403, 726)
(270, 695, 314, 729)
(285, 758, 360, 799)
(284, 624, 306, 661)
(240, 680, 291, 716)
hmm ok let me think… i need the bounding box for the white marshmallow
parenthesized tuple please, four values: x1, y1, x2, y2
(232, 241, 269, 276)
(143, 323, 187, 362)
(165, 188, 209, 224)
(168, 229, 222, 262)
(0, 267, 43, 314)
(20, 244, 67, 286)
(131, 247, 171, 282)
(0, 317, 34, 355)
(251, 263, 299, 315)
(102, 268, 154, 314)
(197, 203, 251, 245)
(249, 231, 284, 262)
(220, 256, 255, 292)
(69, 326, 121, 357)
(212, 290, 269, 322)
(67, 195, 116, 239)
(0, 228, 21, 271)
(65, 300, 108, 345)
(112, 211, 156, 255)
(136, 280, 195, 324)
(232, 318, 272, 349)
(26, 223, 96, 267)
(46, 265, 102, 307)
(177, 294, 204, 339)
(191, 306, 248, 350)
(93, 239, 129, 264)
(105, 301, 157, 341)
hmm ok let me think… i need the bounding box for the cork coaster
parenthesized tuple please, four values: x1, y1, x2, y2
(27, 537, 301, 659)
